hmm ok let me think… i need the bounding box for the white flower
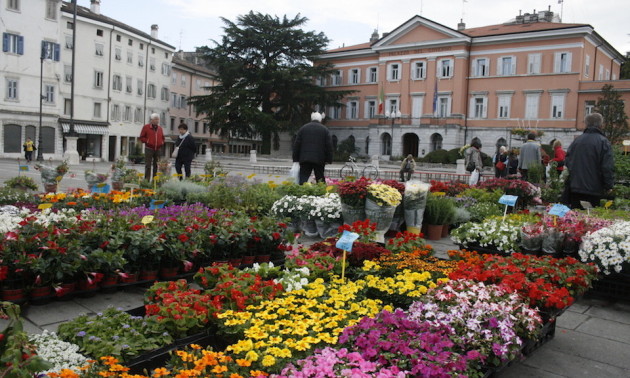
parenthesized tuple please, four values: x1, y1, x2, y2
(579, 221, 630, 275)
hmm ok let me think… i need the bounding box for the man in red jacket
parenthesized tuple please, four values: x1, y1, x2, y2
(139, 113, 165, 182)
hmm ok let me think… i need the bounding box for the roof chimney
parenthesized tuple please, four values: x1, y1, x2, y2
(151, 24, 158, 39)
(369, 29, 379, 44)
(90, 0, 101, 15)
(457, 19, 466, 31)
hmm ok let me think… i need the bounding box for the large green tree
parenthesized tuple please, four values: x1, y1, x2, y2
(595, 84, 629, 144)
(190, 12, 352, 154)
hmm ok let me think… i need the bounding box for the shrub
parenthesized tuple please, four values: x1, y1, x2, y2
(158, 180, 207, 203)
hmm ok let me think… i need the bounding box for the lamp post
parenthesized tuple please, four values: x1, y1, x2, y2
(385, 109, 401, 156)
(37, 44, 49, 162)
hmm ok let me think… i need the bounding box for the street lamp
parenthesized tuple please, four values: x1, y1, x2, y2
(37, 44, 51, 162)
(385, 109, 401, 156)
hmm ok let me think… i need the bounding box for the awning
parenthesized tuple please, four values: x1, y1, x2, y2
(61, 123, 109, 135)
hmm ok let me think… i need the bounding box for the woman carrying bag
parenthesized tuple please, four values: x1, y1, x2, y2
(173, 123, 196, 180)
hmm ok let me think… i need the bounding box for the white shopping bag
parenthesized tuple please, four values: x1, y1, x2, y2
(468, 169, 479, 186)
(289, 162, 300, 182)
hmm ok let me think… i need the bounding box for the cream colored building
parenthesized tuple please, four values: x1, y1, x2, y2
(315, 10, 630, 159)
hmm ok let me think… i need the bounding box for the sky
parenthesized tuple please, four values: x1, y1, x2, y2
(81, 0, 630, 56)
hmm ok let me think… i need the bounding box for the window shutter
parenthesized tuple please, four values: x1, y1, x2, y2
(565, 53, 572, 72)
(469, 97, 475, 117)
(2, 33, 8, 52)
(510, 57, 516, 75)
(54, 43, 60, 61)
(554, 53, 561, 73)
(17, 35, 24, 55)
(496, 58, 502, 75)
(482, 98, 488, 118)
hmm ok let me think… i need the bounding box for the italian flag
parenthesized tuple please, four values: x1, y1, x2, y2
(378, 86, 384, 114)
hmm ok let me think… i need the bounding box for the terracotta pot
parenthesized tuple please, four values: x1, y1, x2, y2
(228, 258, 242, 267)
(255, 255, 271, 263)
(30, 286, 52, 302)
(120, 272, 138, 284)
(441, 224, 450, 238)
(100, 274, 119, 288)
(78, 279, 99, 291)
(241, 255, 256, 265)
(159, 266, 179, 279)
(112, 181, 124, 191)
(1, 288, 26, 301)
(139, 270, 159, 281)
(425, 224, 444, 241)
(44, 183, 58, 193)
(57, 282, 77, 299)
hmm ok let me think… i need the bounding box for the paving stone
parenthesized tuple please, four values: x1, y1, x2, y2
(22, 301, 91, 327)
(566, 301, 591, 314)
(556, 311, 588, 330)
(520, 346, 630, 377)
(495, 358, 564, 378)
(583, 304, 630, 325)
(612, 301, 630, 312)
(575, 317, 630, 345)
(72, 289, 145, 314)
(545, 328, 630, 370)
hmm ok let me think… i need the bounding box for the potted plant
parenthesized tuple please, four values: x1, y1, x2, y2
(128, 143, 145, 164)
(365, 183, 403, 242)
(423, 195, 455, 240)
(110, 157, 127, 190)
(35, 160, 69, 192)
(84, 170, 109, 191)
(4, 176, 38, 191)
(336, 177, 371, 225)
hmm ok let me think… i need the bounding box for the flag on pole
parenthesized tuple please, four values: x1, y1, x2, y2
(432, 80, 438, 114)
(378, 86, 385, 114)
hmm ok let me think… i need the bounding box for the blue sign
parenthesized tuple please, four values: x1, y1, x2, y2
(498, 195, 518, 207)
(149, 199, 167, 210)
(18, 165, 29, 171)
(336, 230, 360, 252)
(92, 183, 110, 194)
(548, 203, 570, 217)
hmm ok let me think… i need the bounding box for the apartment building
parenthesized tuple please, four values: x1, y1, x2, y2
(59, 0, 174, 161)
(0, 0, 63, 159)
(315, 10, 630, 159)
(168, 55, 219, 157)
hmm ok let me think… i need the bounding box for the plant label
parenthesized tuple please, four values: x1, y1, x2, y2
(548, 204, 570, 217)
(498, 195, 518, 207)
(336, 230, 359, 252)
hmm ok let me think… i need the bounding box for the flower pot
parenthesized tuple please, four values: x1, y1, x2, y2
(77, 279, 99, 297)
(425, 224, 444, 241)
(255, 255, 271, 263)
(441, 224, 450, 238)
(300, 218, 318, 237)
(159, 266, 179, 279)
(340, 203, 366, 225)
(44, 183, 58, 193)
(112, 181, 124, 191)
(30, 285, 52, 305)
(56, 282, 77, 299)
(100, 274, 119, 293)
(139, 269, 159, 281)
(119, 272, 138, 284)
(241, 255, 256, 265)
(315, 220, 342, 239)
(228, 258, 242, 267)
(407, 225, 421, 235)
(1, 287, 26, 302)
(365, 199, 397, 243)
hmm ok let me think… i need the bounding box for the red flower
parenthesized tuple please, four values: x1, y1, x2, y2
(130, 224, 145, 231)
(178, 234, 189, 242)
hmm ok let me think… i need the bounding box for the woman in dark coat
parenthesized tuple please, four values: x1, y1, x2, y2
(174, 123, 196, 180)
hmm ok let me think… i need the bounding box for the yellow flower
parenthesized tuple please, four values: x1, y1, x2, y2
(245, 351, 259, 361)
(261, 355, 275, 367)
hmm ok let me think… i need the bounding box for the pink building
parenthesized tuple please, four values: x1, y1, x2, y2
(315, 10, 630, 158)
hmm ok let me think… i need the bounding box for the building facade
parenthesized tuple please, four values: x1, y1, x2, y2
(315, 10, 630, 159)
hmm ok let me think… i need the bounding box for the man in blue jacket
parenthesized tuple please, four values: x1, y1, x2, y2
(292, 112, 333, 184)
(565, 113, 615, 209)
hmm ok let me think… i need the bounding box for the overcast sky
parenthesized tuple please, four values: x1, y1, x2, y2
(82, 0, 630, 56)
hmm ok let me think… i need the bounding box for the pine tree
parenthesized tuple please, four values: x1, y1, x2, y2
(189, 12, 353, 154)
(595, 84, 629, 144)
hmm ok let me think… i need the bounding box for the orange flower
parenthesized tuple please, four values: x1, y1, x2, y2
(152, 367, 170, 377)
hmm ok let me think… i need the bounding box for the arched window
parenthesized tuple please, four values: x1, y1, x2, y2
(25, 125, 36, 142)
(3, 124, 21, 153)
(41, 126, 56, 154)
(381, 133, 392, 155)
(430, 133, 443, 151)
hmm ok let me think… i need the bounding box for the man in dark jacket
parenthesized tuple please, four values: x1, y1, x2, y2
(565, 113, 615, 209)
(139, 113, 165, 182)
(292, 112, 333, 184)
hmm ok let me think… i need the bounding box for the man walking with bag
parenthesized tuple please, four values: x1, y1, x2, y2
(292, 112, 333, 184)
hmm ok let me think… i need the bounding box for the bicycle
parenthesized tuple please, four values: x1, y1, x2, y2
(339, 155, 379, 180)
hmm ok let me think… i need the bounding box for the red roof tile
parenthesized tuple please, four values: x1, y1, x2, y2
(461, 22, 587, 37)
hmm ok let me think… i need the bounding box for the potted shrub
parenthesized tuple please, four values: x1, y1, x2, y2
(128, 143, 145, 164)
(35, 160, 69, 192)
(4, 176, 38, 191)
(423, 195, 455, 240)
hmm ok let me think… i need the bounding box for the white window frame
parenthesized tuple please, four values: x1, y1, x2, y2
(138, 54, 144, 67)
(585, 100, 595, 115)
(347, 100, 359, 119)
(365, 99, 376, 119)
(43, 84, 55, 104)
(411, 60, 427, 80)
(411, 95, 424, 119)
(127, 51, 133, 64)
(147, 83, 156, 99)
(584, 55, 590, 78)
(123, 105, 132, 122)
(7, 0, 20, 11)
(161, 63, 170, 76)
(134, 108, 143, 123)
(6, 79, 18, 100)
(349, 68, 360, 84)
(111, 104, 121, 121)
(3, 33, 23, 55)
(367, 67, 378, 83)
(497, 56, 516, 76)
(387, 98, 399, 115)
(388, 63, 400, 81)
(554, 52, 572, 73)
(329, 105, 341, 119)
(525, 93, 540, 119)
(472, 58, 489, 77)
(93, 102, 102, 118)
(598, 64, 604, 80)
(171, 72, 177, 84)
(41, 41, 60, 61)
(137, 79, 143, 95)
(149, 57, 156, 72)
(181, 74, 186, 87)
(470, 96, 488, 119)
(160, 86, 169, 101)
(125, 76, 132, 93)
(331, 70, 342, 86)
(95, 43, 104, 56)
(605, 69, 610, 80)
(497, 96, 511, 119)
(45, 0, 57, 19)
(114, 47, 121, 61)
(437, 96, 451, 117)
(112, 74, 122, 91)
(438, 59, 453, 78)
(551, 94, 565, 119)
(64, 35, 73, 49)
(527, 53, 541, 74)
(94, 71, 103, 89)
(64, 65, 72, 82)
